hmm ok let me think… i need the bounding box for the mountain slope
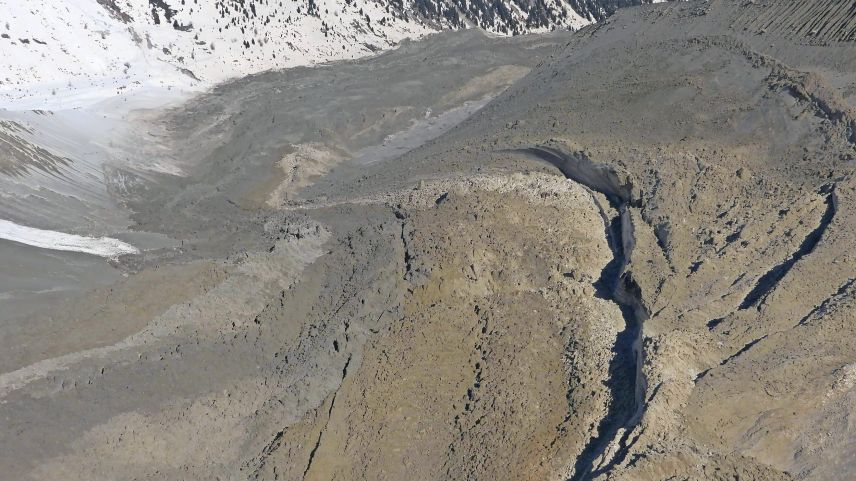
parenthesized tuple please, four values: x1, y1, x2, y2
(0, 0, 659, 109)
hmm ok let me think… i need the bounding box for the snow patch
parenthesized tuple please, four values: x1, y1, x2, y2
(0, 219, 139, 258)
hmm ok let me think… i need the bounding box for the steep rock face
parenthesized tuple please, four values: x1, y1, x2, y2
(566, 0, 655, 22)
(406, 0, 591, 33)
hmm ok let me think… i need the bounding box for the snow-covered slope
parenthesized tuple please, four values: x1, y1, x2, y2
(0, 0, 659, 109)
(0, 0, 434, 109)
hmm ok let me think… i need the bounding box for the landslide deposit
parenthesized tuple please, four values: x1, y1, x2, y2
(2, 1, 856, 481)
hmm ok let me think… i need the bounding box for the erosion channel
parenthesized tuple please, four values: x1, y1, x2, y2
(516, 146, 649, 481)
